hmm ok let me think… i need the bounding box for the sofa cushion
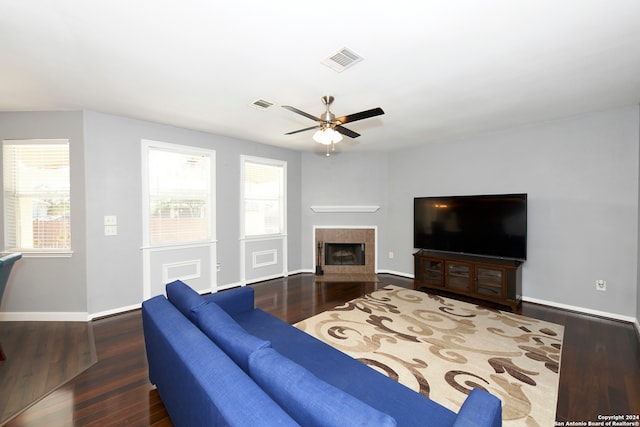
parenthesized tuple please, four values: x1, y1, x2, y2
(197, 301, 271, 373)
(203, 286, 255, 316)
(249, 347, 397, 427)
(165, 280, 207, 324)
(235, 308, 459, 427)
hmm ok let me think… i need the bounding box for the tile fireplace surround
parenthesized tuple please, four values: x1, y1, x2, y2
(314, 228, 375, 275)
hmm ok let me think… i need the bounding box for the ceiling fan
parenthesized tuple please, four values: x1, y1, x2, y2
(283, 96, 384, 156)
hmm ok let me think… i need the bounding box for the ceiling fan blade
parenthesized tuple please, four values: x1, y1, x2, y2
(285, 125, 320, 135)
(282, 105, 321, 122)
(334, 125, 360, 139)
(336, 107, 385, 125)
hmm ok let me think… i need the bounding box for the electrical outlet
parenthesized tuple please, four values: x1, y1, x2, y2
(596, 279, 606, 291)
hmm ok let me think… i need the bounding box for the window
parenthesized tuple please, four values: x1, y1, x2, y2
(144, 142, 213, 246)
(3, 139, 71, 253)
(241, 156, 286, 237)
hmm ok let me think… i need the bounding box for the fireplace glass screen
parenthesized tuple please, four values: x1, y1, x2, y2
(324, 243, 365, 266)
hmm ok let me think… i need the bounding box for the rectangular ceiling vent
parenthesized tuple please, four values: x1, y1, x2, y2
(321, 47, 363, 72)
(251, 99, 274, 110)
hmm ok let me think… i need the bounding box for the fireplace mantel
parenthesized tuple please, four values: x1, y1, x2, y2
(310, 205, 380, 213)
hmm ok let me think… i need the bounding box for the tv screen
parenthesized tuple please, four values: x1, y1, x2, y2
(414, 193, 527, 260)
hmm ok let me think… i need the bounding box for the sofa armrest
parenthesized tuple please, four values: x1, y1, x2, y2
(452, 388, 502, 427)
(203, 286, 255, 316)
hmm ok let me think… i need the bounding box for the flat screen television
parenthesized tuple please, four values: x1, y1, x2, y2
(414, 193, 527, 260)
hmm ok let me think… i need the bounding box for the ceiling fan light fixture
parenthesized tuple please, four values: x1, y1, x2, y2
(332, 129, 343, 143)
(313, 127, 342, 145)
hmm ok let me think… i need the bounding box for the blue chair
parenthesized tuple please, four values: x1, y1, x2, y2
(0, 252, 22, 361)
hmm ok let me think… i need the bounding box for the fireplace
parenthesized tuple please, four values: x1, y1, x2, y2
(325, 243, 365, 266)
(314, 227, 375, 276)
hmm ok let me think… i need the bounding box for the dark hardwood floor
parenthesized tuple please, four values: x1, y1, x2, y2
(2, 274, 639, 426)
(0, 321, 97, 424)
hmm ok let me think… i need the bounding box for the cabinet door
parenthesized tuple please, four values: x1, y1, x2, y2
(446, 262, 472, 291)
(476, 266, 505, 297)
(420, 258, 444, 286)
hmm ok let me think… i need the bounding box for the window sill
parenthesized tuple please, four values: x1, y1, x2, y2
(5, 250, 74, 258)
(242, 234, 287, 241)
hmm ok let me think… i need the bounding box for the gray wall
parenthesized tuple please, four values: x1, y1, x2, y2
(387, 106, 640, 318)
(1, 110, 302, 317)
(0, 111, 87, 315)
(83, 111, 302, 316)
(2, 106, 640, 321)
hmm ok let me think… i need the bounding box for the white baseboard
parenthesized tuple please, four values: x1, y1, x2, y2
(5, 271, 638, 330)
(0, 311, 89, 322)
(522, 296, 638, 325)
(244, 272, 291, 285)
(376, 269, 413, 278)
(89, 303, 141, 321)
(216, 281, 243, 291)
(287, 268, 308, 276)
(376, 271, 639, 327)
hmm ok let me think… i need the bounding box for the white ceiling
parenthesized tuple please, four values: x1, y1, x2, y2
(1, 0, 640, 153)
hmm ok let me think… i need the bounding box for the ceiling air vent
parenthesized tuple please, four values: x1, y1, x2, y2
(251, 99, 274, 110)
(321, 47, 363, 72)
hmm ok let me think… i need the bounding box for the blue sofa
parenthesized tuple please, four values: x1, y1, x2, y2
(142, 280, 502, 427)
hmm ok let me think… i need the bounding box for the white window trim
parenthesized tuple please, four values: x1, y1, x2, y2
(240, 155, 287, 240)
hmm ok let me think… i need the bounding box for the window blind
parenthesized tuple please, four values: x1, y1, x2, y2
(243, 159, 285, 236)
(147, 148, 211, 245)
(2, 139, 71, 251)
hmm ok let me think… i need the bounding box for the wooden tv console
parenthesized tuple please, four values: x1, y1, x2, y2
(413, 250, 523, 310)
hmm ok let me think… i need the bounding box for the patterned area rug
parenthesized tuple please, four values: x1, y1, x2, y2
(295, 285, 564, 427)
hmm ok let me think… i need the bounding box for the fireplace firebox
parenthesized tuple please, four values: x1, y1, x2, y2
(324, 243, 365, 266)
